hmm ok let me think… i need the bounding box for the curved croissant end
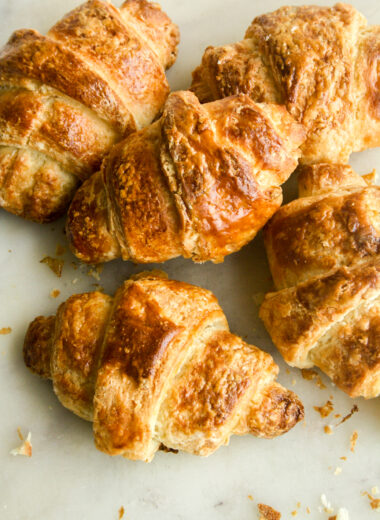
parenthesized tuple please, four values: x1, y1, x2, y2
(0, 0, 179, 222)
(191, 3, 380, 165)
(260, 163, 380, 398)
(24, 271, 303, 461)
(66, 90, 305, 264)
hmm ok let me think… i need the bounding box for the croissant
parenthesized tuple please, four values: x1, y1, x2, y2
(259, 163, 380, 398)
(0, 0, 179, 222)
(66, 90, 305, 264)
(191, 3, 380, 165)
(23, 271, 303, 461)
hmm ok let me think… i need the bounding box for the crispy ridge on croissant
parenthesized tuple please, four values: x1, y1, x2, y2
(24, 271, 303, 461)
(260, 163, 380, 398)
(0, 0, 179, 222)
(66, 90, 305, 264)
(191, 3, 380, 165)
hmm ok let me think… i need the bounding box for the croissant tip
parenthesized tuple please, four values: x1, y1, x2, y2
(23, 315, 55, 379)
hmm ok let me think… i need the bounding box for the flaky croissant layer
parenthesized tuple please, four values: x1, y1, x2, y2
(66, 90, 305, 265)
(260, 164, 380, 398)
(0, 0, 179, 222)
(191, 3, 380, 165)
(24, 271, 303, 461)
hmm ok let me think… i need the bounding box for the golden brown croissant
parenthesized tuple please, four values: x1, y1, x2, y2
(259, 163, 380, 398)
(66, 90, 305, 264)
(191, 3, 380, 165)
(0, 0, 179, 222)
(23, 271, 303, 461)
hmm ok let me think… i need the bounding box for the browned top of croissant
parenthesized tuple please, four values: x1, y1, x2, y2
(23, 271, 303, 461)
(260, 164, 380, 398)
(66, 90, 305, 264)
(191, 3, 380, 164)
(0, 0, 179, 222)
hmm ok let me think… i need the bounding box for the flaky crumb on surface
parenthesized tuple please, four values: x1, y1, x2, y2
(324, 425, 333, 435)
(40, 256, 64, 277)
(350, 431, 358, 452)
(301, 368, 326, 389)
(0, 327, 12, 335)
(258, 503, 281, 519)
(10, 430, 32, 457)
(337, 405, 359, 426)
(50, 289, 60, 298)
(314, 400, 333, 418)
(118, 506, 125, 519)
(362, 491, 380, 511)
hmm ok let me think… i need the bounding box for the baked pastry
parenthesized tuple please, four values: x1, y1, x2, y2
(24, 271, 303, 461)
(0, 0, 179, 222)
(191, 3, 380, 164)
(260, 163, 380, 398)
(66, 90, 305, 264)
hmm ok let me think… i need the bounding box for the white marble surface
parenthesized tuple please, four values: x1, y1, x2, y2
(0, 0, 380, 519)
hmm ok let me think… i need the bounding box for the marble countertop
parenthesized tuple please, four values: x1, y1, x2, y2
(0, 0, 379, 519)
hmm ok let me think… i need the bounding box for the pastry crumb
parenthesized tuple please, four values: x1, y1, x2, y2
(337, 405, 359, 426)
(371, 486, 379, 496)
(50, 289, 60, 298)
(291, 511, 297, 516)
(40, 256, 64, 277)
(0, 327, 12, 335)
(87, 264, 103, 281)
(350, 431, 358, 452)
(10, 430, 32, 457)
(306, 507, 311, 514)
(301, 368, 326, 389)
(340, 456, 347, 461)
(334, 467, 342, 476)
(72, 278, 78, 284)
(248, 494, 254, 501)
(362, 491, 380, 511)
(314, 399, 333, 418)
(324, 425, 333, 435)
(258, 503, 281, 519)
(320, 494, 334, 515)
(118, 506, 125, 519)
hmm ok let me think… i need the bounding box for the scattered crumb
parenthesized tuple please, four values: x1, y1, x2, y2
(50, 289, 60, 298)
(258, 503, 281, 520)
(335, 414, 341, 419)
(350, 431, 358, 452)
(324, 425, 333, 435)
(88, 264, 103, 281)
(334, 467, 342, 476)
(40, 256, 64, 277)
(8, 249, 11, 253)
(286, 368, 290, 374)
(0, 327, 12, 335)
(337, 405, 359, 426)
(314, 400, 334, 418)
(72, 278, 78, 284)
(291, 511, 297, 516)
(296, 502, 300, 508)
(320, 494, 334, 515)
(55, 244, 65, 256)
(340, 456, 347, 461)
(301, 368, 326, 389)
(306, 507, 311, 514)
(292, 378, 297, 386)
(118, 506, 125, 519)
(362, 491, 380, 511)
(10, 430, 32, 457)
(371, 486, 379, 496)
(328, 516, 336, 520)
(248, 495, 254, 501)
(252, 292, 265, 306)
(336, 508, 350, 520)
